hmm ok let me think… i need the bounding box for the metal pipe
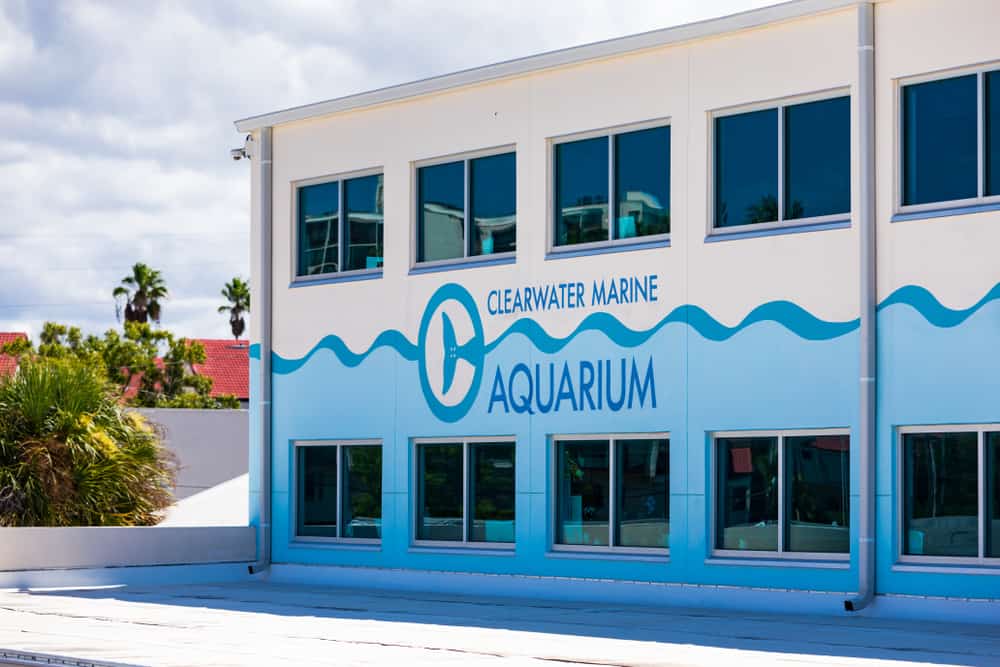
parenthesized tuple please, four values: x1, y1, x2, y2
(250, 126, 273, 575)
(845, 1, 876, 613)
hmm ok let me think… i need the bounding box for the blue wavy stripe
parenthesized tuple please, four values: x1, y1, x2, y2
(262, 282, 1000, 373)
(878, 283, 1000, 327)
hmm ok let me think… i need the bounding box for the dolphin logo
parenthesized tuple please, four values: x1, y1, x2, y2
(440, 311, 480, 396)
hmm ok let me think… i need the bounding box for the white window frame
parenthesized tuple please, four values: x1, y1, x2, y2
(710, 428, 850, 562)
(411, 145, 516, 271)
(290, 167, 384, 284)
(896, 424, 1000, 567)
(550, 432, 670, 556)
(707, 88, 852, 237)
(291, 439, 382, 545)
(411, 436, 517, 549)
(895, 61, 1000, 216)
(547, 118, 671, 255)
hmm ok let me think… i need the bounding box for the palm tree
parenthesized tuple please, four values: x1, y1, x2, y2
(218, 277, 250, 340)
(113, 263, 168, 324)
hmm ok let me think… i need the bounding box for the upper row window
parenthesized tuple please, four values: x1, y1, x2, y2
(713, 95, 851, 229)
(554, 124, 671, 249)
(296, 173, 384, 278)
(417, 151, 516, 264)
(901, 68, 1000, 208)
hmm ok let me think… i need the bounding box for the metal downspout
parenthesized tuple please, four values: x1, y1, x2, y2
(251, 126, 273, 575)
(845, 1, 876, 612)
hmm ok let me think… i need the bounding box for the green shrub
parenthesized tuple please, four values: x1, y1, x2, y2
(0, 357, 177, 526)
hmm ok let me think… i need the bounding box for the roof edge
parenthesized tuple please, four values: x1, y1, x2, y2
(234, 0, 861, 133)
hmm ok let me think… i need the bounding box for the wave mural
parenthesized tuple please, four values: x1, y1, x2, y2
(249, 281, 1000, 373)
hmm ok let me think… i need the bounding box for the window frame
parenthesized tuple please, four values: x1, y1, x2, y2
(411, 436, 517, 550)
(549, 432, 670, 556)
(895, 62, 1000, 217)
(290, 167, 385, 285)
(896, 424, 1000, 567)
(547, 118, 672, 257)
(291, 439, 383, 546)
(707, 88, 852, 238)
(709, 428, 851, 562)
(411, 145, 517, 272)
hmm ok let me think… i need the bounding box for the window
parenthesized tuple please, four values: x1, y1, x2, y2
(295, 441, 382, 541)
(296, 173, 383, 278)
(417, 150, 516, 264)
(553, 123, 670, 249)
(901, 67, 1000, 209)
(901, 427, 1000, 561)
(554, 436, 669, 551)
(713, 95, 850, 229)
(715, 431, 849, 556)
(415, 439, 515, 545)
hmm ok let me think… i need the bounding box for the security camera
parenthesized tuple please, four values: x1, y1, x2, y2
(230, 148, 246, 161)
(230, 135, 255, 161)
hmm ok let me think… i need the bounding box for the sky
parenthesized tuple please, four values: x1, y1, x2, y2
(0, 0, 775, 342)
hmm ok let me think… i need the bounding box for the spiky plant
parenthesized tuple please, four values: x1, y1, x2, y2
(0, 357, 177, 526)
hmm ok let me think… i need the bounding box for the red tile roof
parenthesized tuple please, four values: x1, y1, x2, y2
(0, 332, 28, 377)
(192, 339, 249, 399)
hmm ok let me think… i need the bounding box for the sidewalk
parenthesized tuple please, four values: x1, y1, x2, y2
(1, 582, 997, 666)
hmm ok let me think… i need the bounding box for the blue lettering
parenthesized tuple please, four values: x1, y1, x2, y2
(534, 363, 554, 414)
(628, 357, 657, 409)
(487, 367, 508, 413)
(605, 358, 626, 411)
(508, 363, 534, 414)
(554, 362, 578, 412)
(578, 361, 596, 410)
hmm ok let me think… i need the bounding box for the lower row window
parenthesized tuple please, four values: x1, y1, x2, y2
(902, 429, 1000, 559)
(716, 432, 850, 555)
(555, 436, 670, 550)
(296, 441, 383, 540)
(416, 440, 516, 544)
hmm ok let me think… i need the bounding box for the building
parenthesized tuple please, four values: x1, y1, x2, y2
(0, 332, 27, 377)
(122, 338, 250, 407)
(234, 0, 1000, 614)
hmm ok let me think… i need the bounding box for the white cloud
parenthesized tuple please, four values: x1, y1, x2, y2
(0, 0, 774, 341)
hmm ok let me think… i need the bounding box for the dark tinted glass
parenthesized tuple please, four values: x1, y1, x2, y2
(616, 439, 669, 548)
(297, 182, 339, 276)
(714, 109, 778, 228)
(903, 432, 978, 557)
(418, 161, 465, 262)
(557, 440, 609, 546)
(786, 435, 849, 553)
(342, 446, 382, 539)
(614, 126, 670, 239)
(988, 432, 1000, 557)
(297, 446, 338, 538)
(469, 443, 515, 543)
(717, 437, 778, 550)
(902, 75, 978, 205)
(344, 174, 383, 271)
(987, 71, 1000, 197)
(470, 153, 516, 256)
(417, 444, 463, 541)
(784, 97, 851, 219)
(555, 137, 609, 246)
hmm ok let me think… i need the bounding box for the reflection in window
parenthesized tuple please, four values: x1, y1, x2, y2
(469, 443, 516, 543)
(614, 127, 670, 239)
(904, 432, 979, 557)
(556, 437, 669, 550)
(297, 181, 339, 276)
(296, 443, 382, 540)
(987, 71, 1000, 197)
(342, 446, 382, 539)
(989, 433, 1000, 557)
(416, 440, 516, 544)
(616, 439, 669, 548)
(784, 97, 851, 219)
(555, 137, 609, 247)
(902, 75, 978, 206)
(417, 443, 464, 541)
(344, 174, 384, 271)
(786, 435, 849, 553)
(418, 161, 465, 263)
(715, 109, 778, 228)
(297, 446, 338, 538)
(470, 153, 516, 257)
(717, 437, 779, 551)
